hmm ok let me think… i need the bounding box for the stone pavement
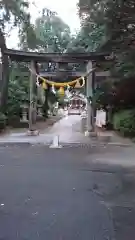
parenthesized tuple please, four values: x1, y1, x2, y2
(0, 115, 90, 145)
(48, 115, 90, 143)
(0, 114, 134, 148)
(97, 130, 133, 146)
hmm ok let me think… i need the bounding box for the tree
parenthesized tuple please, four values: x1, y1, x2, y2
(104, 0, 135, 78)
(78, 0, 135, 78)
(19, 8, 71, 53)
(77, 0, 106, 50)
(78, 0, 135, 134)
(67, 25, 105, 53)
(7, 63, 29, 117)
(0, 0, 29, 30)
(35, 8, 71, 53)
(0, 0, 32, 112)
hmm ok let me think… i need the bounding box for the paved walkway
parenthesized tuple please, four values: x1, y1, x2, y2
(49, 115, 89, 143)
(0, 115, 89, 145)
(0, 114, 133, 148)
(97, 130, 133, 146)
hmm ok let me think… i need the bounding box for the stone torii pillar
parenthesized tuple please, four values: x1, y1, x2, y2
(85, 60, 94, 136)
(27, 60, 39, 136)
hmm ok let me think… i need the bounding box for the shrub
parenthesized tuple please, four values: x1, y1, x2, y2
(7, 114, 20, 127)
(0, 113, 7, 131)
(113, 109, 135, 137)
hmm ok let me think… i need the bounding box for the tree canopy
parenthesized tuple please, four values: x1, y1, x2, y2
(0, 0, 29, 29)
(19, 8, 71, 53)
(78, 0, 135, 78)
(0, 0, 35, 112)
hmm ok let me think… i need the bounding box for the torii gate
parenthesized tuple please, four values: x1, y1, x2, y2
(0, 48, 112, 135)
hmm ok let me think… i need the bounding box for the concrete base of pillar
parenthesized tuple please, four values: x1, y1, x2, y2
(49, 144, 62, 149)
(85, 130, 97, 137)
(27, 130, 39, 136)
(85, 130, 90, 137)
(49, 135, 62, 148)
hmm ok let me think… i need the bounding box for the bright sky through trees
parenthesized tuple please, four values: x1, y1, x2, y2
(7, 0, 80, 48)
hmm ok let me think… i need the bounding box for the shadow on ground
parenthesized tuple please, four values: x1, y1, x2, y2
(85, 144, 135, 240)
(0, 144, 135, 239)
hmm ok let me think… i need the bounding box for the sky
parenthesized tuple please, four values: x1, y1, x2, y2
(7, 0, 80, 48)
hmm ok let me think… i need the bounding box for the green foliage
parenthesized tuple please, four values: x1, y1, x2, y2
(0, 0, 36, 49)
(77, 0, 135, 139)
(19, 8, 71, 52)
(0, 0, 32, 43)
(7, 63, 29, 117)
(78, 0, 135, 78)
(0, 0, 29, 30)
(7, 62, 59, 120)
(76, 0, 107, 53)
(93, 81, 115, 108)
(0, 112, 7, 130)
(0, 112, 7, 122)
(113, 109, 135, 137)
(0, 0, 34, 112)
(18, 23, 37, 50)
(67, 24, 105, 54)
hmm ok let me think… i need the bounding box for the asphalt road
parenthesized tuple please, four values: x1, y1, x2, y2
(0, 145, 114, 240)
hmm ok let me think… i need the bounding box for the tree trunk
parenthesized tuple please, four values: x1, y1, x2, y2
(0, 29, 10, 113)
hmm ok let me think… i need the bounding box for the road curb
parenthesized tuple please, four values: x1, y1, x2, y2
(0, 142, 51, 147)
(0, 142, 33, 147)
(107, 142, 133, 147)
(0, 141, 133, 148)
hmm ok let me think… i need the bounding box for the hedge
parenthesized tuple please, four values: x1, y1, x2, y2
(113, 109, 135, 137)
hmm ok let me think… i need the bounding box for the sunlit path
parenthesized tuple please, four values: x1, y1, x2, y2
(48, 115, 88, 143)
